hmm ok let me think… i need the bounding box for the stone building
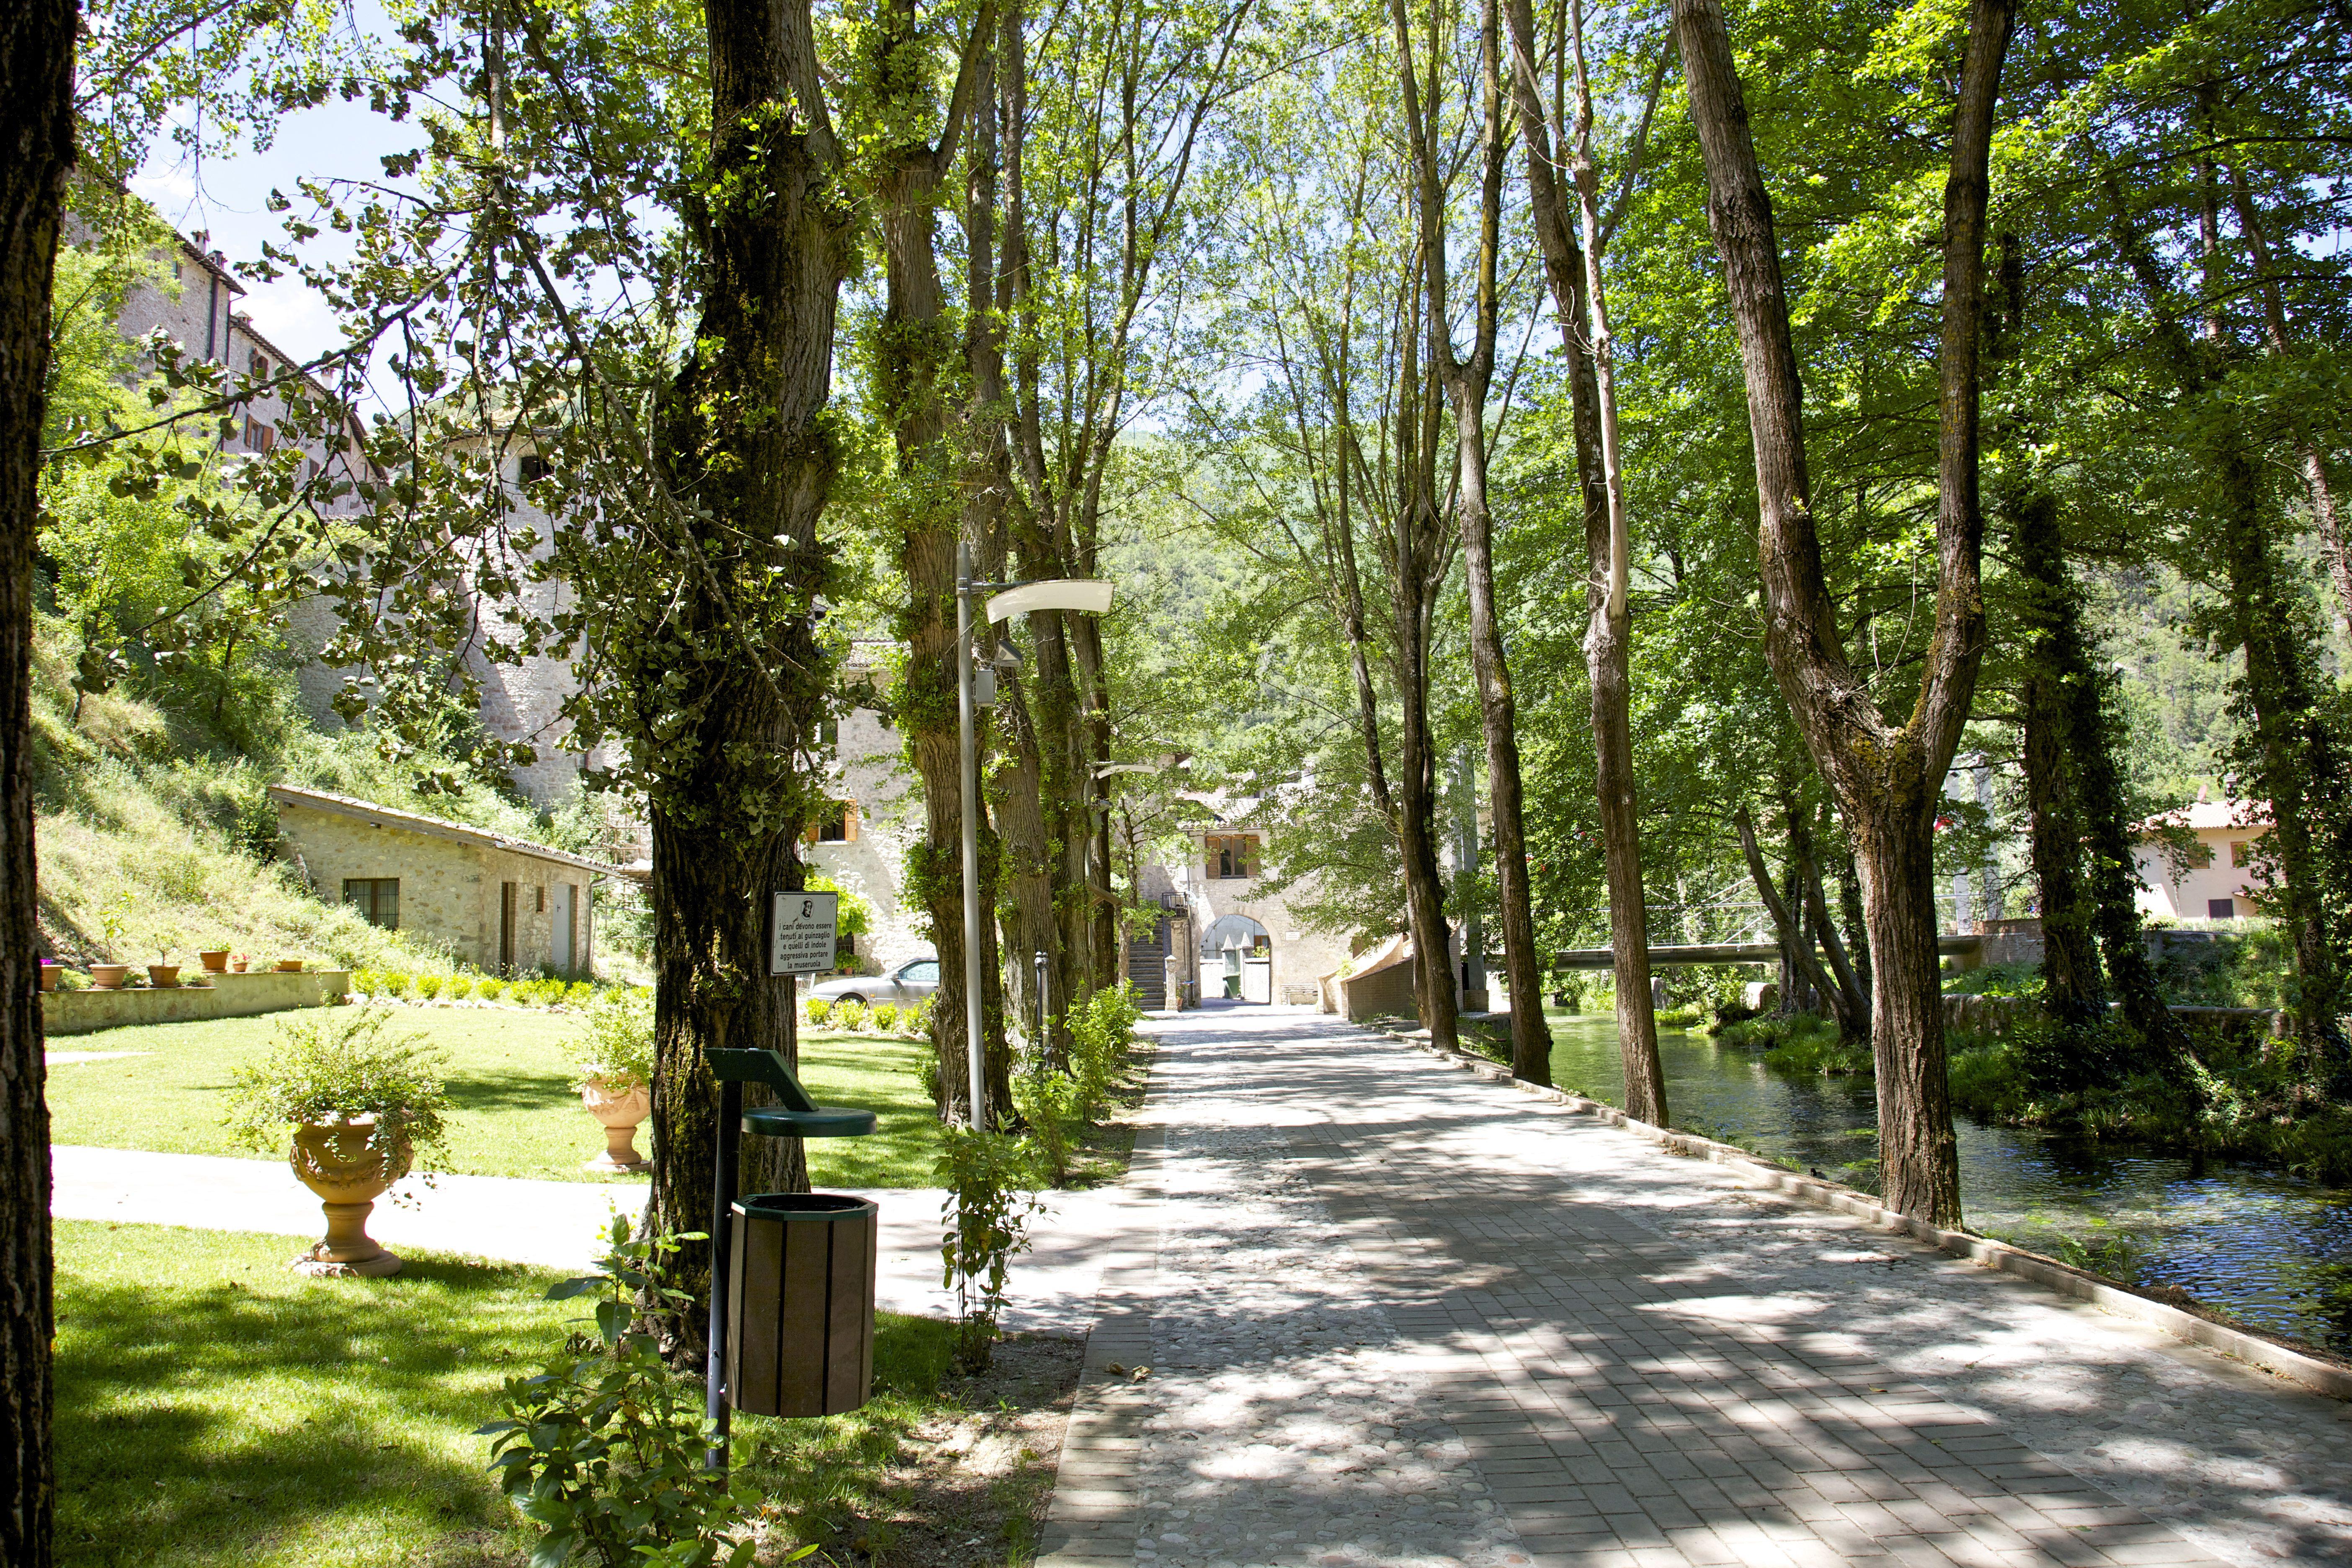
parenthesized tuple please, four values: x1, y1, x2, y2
(2132, 796, 2275, 921)
(801, 651, 931, 975)
(269, 784, 634, 977)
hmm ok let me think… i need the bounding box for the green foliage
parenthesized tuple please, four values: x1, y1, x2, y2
(479, 977, 509, 1002)
(1942, 962, 2045, 999)
(381, 972, 412, 998)
(869, 1002, 899, 1034)
(220, 1007, 451, 1161)
(803, 997, 833, 1028)
(415, 974, 444, 1001)
(803, 873, 873, 939)
(1012, 1070, 1084, 1188)
(565, 982, 597, 1007)
(832, 1000, 869, 1034)
(575, 988, 656, 1091)
(446, 974, 475, 1000)
(936, 1129, 1042, 1373)
(480, 1217, 760, 1568)
(1719, 1014, 1871, 1077)
(1066, 983, 1141, 1121)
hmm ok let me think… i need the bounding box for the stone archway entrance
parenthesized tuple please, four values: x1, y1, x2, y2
(1201, 913, 1272, 1003)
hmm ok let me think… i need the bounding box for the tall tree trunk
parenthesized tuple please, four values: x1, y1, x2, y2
(644, 0, 854, 1342)
(2013, 492, 2107, 1024)
(1, 1, 73, 1559)
(1672, 0, 2012, 1225)
(1736, 806, 1855, 1036)
(1408, 0, 1548, 1078)
(878, 0, 1003, 1120)
(1504, 0, 1663, 1119)
(1790, 799, 1869, 1033)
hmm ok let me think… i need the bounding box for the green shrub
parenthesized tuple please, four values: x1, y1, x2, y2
(803, 997, 833, 1028)
(833, 1000, 869, 1034)
(444, 974, 475, 1001)
(870, 1002, 899, 1034)
(1068, 983, 1141, 1120)
(575, 988, 657, 1092)
(1942, 961, 2043, 999)
(1720, 1013, 1870, 1075)
(565, 981, 596, 1008)
(936, 1128, 1041, 1373)
(482, 1216, 757, 1568)
(477, 977, 508, 1002)
(415, 973, 443, 1001)
(352, 967, 380, 996)
(1014, 1070, 1084, 1188)
(220, 1008, 451, 1163)
(381, 971, 412, 999)
(900, 998, 932, 1039)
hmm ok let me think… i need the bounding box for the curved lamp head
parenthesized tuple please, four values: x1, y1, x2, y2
(986, 578, 1114, 624)
(1094, 763, 1157, 780)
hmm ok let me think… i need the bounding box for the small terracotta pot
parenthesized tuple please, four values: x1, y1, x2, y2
(148, 965, 181, 988)
(39, 964, 59, 993)
(231, 955, 249, 972)
(276, 959, 304, 974)
(579, 1075, 652, 1172)
(287, 1119, 413, 1277)
(199, 950, 230, 973)
(89, 964, 129, 990)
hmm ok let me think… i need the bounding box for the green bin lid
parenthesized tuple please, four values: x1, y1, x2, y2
(741, 1104, 877, 1139)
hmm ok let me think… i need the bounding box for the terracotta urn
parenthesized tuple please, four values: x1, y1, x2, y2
(148, 964, 181, 988)
(288, 1119, 412, 1277)
(199, 950, 230, 973)
(89, 963, 129, 990)
(39, 963, 58, 993)
(579, 1074, 652, 1172)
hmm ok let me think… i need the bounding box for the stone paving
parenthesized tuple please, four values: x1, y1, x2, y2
(1041, 1005, 2352, 1568)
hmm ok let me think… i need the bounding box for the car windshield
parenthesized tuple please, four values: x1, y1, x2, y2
(902, 960, 938, 983)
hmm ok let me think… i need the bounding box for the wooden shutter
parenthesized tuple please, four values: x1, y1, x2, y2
(843, 800, 860, 842)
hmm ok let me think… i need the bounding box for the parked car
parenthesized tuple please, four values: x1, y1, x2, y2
(810, 955, 939, 1010)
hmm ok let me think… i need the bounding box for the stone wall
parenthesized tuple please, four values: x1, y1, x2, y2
(44, 971, 352, 1035)
(274, 804, 597, 977)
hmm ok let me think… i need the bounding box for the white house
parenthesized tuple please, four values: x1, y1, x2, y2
(2132, 796, 2272, 921)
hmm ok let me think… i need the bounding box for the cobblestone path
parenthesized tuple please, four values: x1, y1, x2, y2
(1039, 1005, 2352, 1568)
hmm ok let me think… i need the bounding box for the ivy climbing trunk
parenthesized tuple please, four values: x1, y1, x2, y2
(1672, 0, 2013, 1225)
(876, 0, 1005, 1122)
(0, 0, 72, 1559)
(643, 0, 854, 1352)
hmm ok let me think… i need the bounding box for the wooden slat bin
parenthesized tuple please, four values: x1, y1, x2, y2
(724, 1192, 877, 1418)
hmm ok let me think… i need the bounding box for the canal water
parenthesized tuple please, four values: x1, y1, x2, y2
(1543, 1010, 2352, 1358)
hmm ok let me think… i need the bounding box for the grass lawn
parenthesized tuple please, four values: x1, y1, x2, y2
(55, 1220, 1023, 1568)
(46, 1006, 944, 1188)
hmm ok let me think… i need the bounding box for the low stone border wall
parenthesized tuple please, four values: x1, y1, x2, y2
(43, 970, 353, 1036)
(1370, 1019, 2352, 1405)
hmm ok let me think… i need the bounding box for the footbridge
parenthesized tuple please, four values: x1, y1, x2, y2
(1550, 935, 1985, 970)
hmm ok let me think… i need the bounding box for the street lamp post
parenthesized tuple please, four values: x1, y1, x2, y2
(953, 539, 1114, 1129)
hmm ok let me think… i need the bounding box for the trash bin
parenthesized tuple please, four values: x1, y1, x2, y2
(725, 1192, 877, 1418)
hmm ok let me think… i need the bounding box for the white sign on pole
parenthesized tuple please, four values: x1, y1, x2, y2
(769, 890, 840, 976)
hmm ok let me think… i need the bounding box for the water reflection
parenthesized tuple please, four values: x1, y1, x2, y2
(1545, 1010, 2352, 1357)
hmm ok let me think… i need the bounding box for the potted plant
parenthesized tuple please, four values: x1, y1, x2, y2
(149, 945, 182, 989)
(199, 944, 231, 973)
(222, 1009, 451, 1277)
(91, 899, 131, 989)
(276, 958, 306, 973)
(38, 960, 59, 994)
(571, 989, 655, 1172)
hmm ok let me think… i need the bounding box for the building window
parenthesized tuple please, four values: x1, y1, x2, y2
(519, 453, 553, 483)
(1206, 833, 1259, 880)
(819, 717, 839, 748)
(2186, 842, 2214, 869)
(808, 800, 859, 843)
(343, 878, 400, 930)
(2229, 840, 2252, 869)
(250, 350, 270, 379)
(535, 884, 547, 913)
(244, 418, 276, 452)
(2208, 897, 2237, 920)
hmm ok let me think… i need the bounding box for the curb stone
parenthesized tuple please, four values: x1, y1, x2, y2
(1367, 1015, 2352, 1404)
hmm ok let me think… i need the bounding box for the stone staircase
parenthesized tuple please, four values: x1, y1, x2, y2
(1126, 916, 1171, 1008)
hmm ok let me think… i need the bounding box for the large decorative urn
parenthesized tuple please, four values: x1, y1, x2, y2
(579, 1075, 652, 1173)
(288, 1119, 411, 1277)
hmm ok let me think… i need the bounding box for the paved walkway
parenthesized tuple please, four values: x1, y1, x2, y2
(51, 1146, 1136, 1333)
(1043, 1005, 2352, 1568)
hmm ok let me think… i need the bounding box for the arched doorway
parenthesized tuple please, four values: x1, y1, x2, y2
(1201, 914, 1272, 1003)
